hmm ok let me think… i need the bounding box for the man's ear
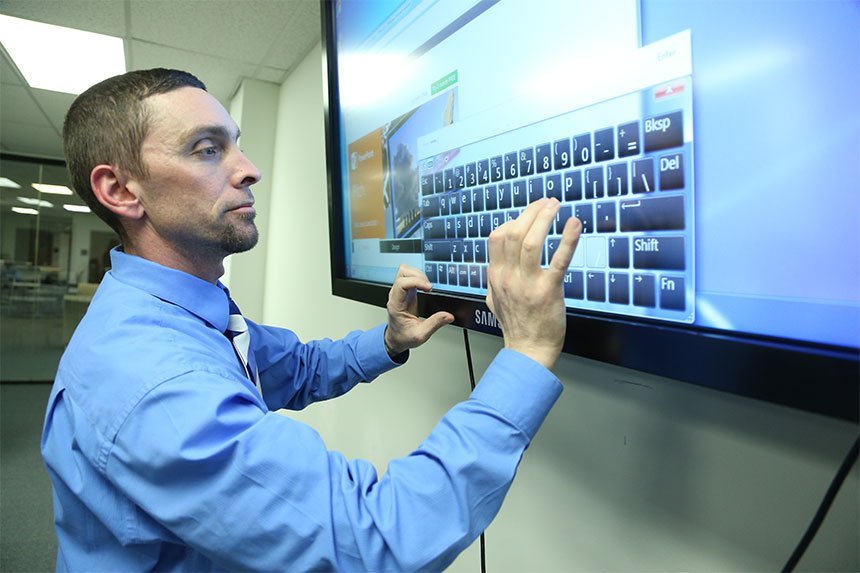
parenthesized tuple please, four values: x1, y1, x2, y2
(90, 164, 145, 220)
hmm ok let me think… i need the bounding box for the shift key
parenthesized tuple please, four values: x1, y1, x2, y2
(620, 196, 684, 231)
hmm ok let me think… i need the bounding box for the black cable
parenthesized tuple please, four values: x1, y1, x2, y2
(782, 435, 860, 572)
(463, 328, 487, 573)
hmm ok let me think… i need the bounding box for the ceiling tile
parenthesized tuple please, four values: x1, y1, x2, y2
(0, 121, 65, 160)
(0, 0, 127, 36)
(129, 0, 296, 65)
(0, 84, 55, 127)
(31, 89, 77, 133)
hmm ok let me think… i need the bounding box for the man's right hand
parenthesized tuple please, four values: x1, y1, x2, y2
(486, 198, 582, 370)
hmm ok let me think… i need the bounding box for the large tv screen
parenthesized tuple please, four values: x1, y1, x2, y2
(322, 0, 860, 421)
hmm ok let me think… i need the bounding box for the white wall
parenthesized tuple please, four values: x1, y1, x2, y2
(257, 43, 859, 571)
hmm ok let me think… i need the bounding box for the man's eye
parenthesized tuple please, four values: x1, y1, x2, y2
(196, 145, 221, 157)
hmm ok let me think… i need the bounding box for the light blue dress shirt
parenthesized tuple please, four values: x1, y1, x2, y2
(42, 248, 563, 572)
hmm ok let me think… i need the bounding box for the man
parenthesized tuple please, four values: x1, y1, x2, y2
(42, 68, 582, 571)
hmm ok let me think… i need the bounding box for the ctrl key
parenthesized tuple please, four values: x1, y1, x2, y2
(659, 275, 685, 310)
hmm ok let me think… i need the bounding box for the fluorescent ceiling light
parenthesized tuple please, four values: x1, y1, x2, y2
(0, 177, 21, 189)
(12, 207, 38, 215)
(17, 196, 53, 208)
(63, 204, 91, 213)
(0, 14, 125, 95)
(32, 183, 73, 195)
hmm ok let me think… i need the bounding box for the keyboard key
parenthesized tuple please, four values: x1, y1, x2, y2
(456, 216, 467, 238)
(484, 185, 497, 210)
(596, 201, 616, 233)
(466, 162, 477, 187)
(554, 137, 571, 170)
(454, 165, 466, 190)
(511, 180, 527, 207)
(573, 133, 592, 166)
(504, 151, 518, 179)
(609, 236, 629, 268)
(609, 273, 629, 304)
(632, 274, 656, 307)
(617, 120, 640, 157)
(433, 172, 444, 195)
(632, 158, 655, 194)
(423, 217, 446, 239)
(469, 265, 481, 288)
(545, 173, 562, 201)
(585, 236, 607, 268)
(555, 204, 572, 235)
(547, 237, 560, 264)
(447, 264, 458, 285)
(519, 147, 535, 176)
(424, 240, 451, 261)
(528, 176, 544, 203)
(424, 263, 437, 282)
(606, 162, 628, 196)
(659, 153, 684, 190)
(659, 275, 685, 310)
(421, 173, 434, 195)
(477, 159, 490, 185)
(585, 166, 605, 199)
(463, 240, 473, 262)
(451, 239, 464, 262)
(563, 270, 584, 299)
(536, 143, 552, 173)
(644, 110, 683, 152)
(474, 239, 487, 263)
(478, 213, 492, 237)
(620, 196, 685, 231)
(481, 266, 488, 289)
(460, 190, 472, 213)
(444, 168, 455, 192)
(575, 203, 594, 234)
(422, 195, 440, 218)
(471, 188, 484, 212)
(467, 215, 478, 238)
(563, 169, 583, 201)
(448, 192, 460, 215)
(436, 263, 447, 285)
(490, 156, 504, 182)
(458, 265, 469, 286)
(594, 127, 615, 161)
(498, 182, 513, 208)
(586, 271, 606, 302)
(633, 236, 685, 270)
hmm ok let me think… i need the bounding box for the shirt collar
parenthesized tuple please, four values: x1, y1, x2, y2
(108, 247, 231, 332)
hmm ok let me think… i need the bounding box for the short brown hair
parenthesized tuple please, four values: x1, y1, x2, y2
(63, 68, 206, 238)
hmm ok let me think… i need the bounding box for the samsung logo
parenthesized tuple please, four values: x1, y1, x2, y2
(474, 309, 499, 329)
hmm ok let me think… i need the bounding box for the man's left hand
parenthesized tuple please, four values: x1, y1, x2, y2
(384, 265, 454, 357)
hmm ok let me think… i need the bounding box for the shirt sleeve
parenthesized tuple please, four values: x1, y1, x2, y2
(105, 348, 561, 572)
(248, 321, 404, 411)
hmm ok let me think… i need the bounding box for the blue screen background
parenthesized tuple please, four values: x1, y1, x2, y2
(642, 0, 860, 349)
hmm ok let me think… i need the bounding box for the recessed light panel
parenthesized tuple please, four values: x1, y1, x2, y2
(0, 14, 125, 95)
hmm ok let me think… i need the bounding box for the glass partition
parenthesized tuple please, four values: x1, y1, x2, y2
(0, 154, 116, 382)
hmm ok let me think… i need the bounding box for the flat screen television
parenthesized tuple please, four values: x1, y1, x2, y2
(321, 0, 860, 422)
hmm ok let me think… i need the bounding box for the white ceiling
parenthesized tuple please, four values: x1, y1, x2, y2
(0, 0, 322, 161)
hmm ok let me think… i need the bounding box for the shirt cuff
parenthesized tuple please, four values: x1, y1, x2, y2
(356, 324, 408, 379)
(470, 348, 563, 440)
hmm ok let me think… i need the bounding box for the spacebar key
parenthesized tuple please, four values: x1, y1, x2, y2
(619, 196, 685, 231)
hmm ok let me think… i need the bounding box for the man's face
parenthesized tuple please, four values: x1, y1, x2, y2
(129, 87, 261, 259)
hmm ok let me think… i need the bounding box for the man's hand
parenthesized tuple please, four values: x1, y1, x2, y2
(486, 198, 582, 370)
(384, 265, 455, 357)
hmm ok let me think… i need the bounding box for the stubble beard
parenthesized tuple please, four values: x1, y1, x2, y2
(220, 211, 259, 254)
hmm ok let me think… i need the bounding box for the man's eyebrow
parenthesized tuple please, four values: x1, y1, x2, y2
(177, 125, 240, 146)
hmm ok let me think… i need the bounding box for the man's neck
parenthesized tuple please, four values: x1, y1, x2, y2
(123, 236, 225, 284)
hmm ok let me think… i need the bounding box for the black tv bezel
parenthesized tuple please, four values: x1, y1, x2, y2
(319, 1, 859, 423)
